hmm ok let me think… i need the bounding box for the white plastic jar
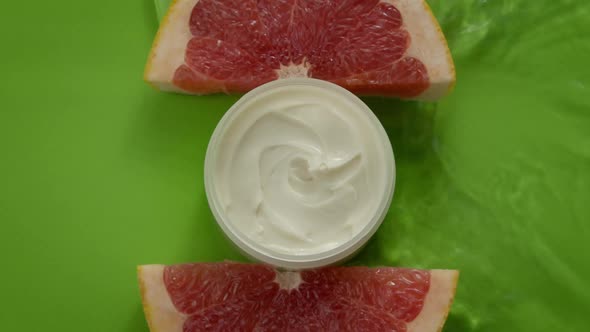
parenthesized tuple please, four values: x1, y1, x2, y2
(205, 78, 395, 270)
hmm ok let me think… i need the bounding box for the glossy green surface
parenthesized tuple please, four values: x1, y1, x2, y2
(1, 0, 589, 331)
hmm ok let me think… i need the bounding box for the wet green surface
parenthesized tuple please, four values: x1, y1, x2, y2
(0, 0, 588, 331)
(359, 1, 590, 330)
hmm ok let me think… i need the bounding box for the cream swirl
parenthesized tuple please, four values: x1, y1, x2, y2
(209, 81, 393, 256)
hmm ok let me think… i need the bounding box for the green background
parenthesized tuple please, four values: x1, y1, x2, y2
(1, 0, 589, 331)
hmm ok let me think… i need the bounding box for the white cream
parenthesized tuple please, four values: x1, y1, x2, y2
(207, 79, 394, 258)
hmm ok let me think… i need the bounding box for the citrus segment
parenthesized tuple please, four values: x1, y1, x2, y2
(138, 262, 459, 331)
(145, 0, 455, 100)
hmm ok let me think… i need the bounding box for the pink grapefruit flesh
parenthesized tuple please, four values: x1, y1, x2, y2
(138, 262, 459, 332)
(145, 0, 455, 100)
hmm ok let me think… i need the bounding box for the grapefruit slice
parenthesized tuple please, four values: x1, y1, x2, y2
(145, 0, 455, 100)
(138, 262, 459, 331)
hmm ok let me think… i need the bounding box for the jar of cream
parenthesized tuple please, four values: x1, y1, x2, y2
(205, 78, 395, 270)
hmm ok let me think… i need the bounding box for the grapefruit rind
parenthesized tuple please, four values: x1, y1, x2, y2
(144, 0, 196, 92)
(138, 265, 185, 332)
(388, 0, 455, 100)
(407, 270, 460, 332)
(144, 0, 455, 100)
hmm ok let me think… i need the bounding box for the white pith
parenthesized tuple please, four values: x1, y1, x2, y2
(276, 62, 310, 79)
(387, 0, 455, 100)
(274, 271, 303, 290)
(145, 0, 199, 92)
(145, 0, 454, 99)
(407, 270, 459, 332)
(138, 265, 185, 332)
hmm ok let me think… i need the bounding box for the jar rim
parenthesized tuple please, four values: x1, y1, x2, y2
(204, 78, 396, 270)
